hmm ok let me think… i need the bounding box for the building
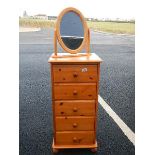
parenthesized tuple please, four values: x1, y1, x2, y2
(34, 14, 48, 20)
(48, 16, 57, 20)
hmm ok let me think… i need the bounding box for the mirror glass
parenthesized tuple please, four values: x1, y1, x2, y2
(60, 11, 84, 50)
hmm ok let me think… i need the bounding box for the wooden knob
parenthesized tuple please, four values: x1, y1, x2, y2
(73, 107, 78, 112)
(73, 137, 81, 143)
(73, 90, 77, 95)
(73, 123, 78, 128)
(73, 137, 78, 142)
(89, 76, 93, 80)
(61, 111, 64, 115)
(73, 72, 78, 78)
(60, 102, 63, 105)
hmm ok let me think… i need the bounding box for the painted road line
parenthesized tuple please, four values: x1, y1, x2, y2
(98, 95, 135, 145)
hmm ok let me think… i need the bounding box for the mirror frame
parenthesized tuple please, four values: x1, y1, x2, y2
(55, 7, 88, 54)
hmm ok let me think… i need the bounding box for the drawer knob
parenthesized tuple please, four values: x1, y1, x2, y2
(73, 72, 78, 78)
(73, 137, 81, 143)
(61, 111, 64, 115)
(73, 123, 78, 128)
(59, 102, 63, 105)
(89, 76, 93, 80)
(73, 107, 78, 112)
(73, 90, 78, 95)
(73, 137, 78, 142)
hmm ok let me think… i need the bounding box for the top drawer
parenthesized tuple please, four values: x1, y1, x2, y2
(53, 65, 98, 82)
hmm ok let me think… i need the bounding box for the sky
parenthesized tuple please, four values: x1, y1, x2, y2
(19, 0, 135, 19)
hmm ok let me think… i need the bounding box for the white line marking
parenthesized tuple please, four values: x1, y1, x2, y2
(98, 95, 135, 145)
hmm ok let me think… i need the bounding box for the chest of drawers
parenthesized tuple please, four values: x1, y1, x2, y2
(48, 53, 102, 153)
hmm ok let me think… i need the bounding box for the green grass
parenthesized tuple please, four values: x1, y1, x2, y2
(87, 21, 135, 34)
(19, 18, 135, 34)
(19, 18, 55, 28)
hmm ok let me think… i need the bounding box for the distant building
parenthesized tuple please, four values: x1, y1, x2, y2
(34, 14, 48, 20)
(86, 18, 93, 21)
(48, 16, 57, 20)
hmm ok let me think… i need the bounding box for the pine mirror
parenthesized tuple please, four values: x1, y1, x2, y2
(53, 7, 90, 56)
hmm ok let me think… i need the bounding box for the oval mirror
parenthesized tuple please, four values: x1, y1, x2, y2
(60, 11, 84, 50)
(56, 8, 87, 54)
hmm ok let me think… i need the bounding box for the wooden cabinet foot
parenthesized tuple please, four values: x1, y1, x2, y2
(91, 148, 97, 153)
(52, 148, 59, 153)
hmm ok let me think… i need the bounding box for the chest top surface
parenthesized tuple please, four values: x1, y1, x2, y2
(48, 53, 102, 64)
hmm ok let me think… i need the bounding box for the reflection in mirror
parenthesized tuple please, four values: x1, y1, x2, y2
(60, 11, 84, 50)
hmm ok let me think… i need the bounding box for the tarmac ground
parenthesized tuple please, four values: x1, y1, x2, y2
(19, 28, 135, 155)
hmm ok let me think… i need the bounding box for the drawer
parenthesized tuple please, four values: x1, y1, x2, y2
(55, 100, 95, 116)
(53, 65, 97, 82)
(54, 83, 97, 100)
(56, 131, 95, 145)
(55, 116, 95, 131)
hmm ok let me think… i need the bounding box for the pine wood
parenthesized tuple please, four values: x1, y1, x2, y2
(55, 100, 95, 116)
(91, 148, 98, 153)
(48, 53, 102, 63)
(49, 52, 102, 152)
(55, 116, 95, 131)
(53, 64, 97, 82)
(53, 148, 59, 153)
(52, 139, 97, 149)
(54, 83, 97, 100)
(54, 7, 90, 55)
(55, 131, 95, 145)
(49, 7, 103, 153)
(54, 29, 57, 56)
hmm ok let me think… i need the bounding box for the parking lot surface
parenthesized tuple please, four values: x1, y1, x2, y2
(19, 29, 135, 155)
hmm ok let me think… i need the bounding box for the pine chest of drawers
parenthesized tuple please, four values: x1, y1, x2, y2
(48, 53, 102, 152)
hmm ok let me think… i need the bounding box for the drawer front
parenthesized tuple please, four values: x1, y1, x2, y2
(55, 116, 95, 131)
(56, 131, 95, 145)
(55, 100, 95, 116)
(54, 83, 96, 100)
(53, 65, 97, 82)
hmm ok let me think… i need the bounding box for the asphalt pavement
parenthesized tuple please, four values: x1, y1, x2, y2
(19, 28, 135, 155)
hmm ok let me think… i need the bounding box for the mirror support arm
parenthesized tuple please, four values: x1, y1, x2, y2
(88, 28, 90, 54)
(54, 29, 57, 56)
(86, 28, 91, 55)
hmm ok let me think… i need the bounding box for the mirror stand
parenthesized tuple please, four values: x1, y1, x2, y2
(54, 29, 58, 56)
(53, 28, 91, 58)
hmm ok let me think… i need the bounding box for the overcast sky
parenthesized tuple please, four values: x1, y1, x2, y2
(19, 0, 135, 19)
